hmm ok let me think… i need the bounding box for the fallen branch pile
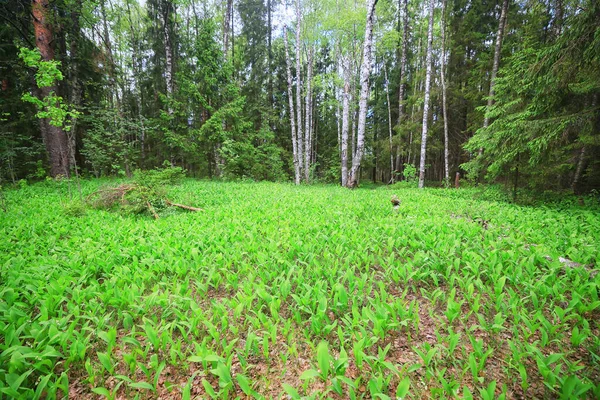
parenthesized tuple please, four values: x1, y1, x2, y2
(87, 183, 202, 219)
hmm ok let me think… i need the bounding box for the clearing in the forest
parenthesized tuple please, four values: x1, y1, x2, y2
(0, 180, 599, 399)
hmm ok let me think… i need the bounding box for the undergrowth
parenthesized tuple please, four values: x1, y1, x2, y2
(0, 180, 599, 399)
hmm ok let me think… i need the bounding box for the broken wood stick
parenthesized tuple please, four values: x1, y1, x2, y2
(166, 200, 203, 212)
(147, 201, 159, 219)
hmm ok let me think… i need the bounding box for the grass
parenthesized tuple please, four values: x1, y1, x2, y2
(1, 179, 599, 399)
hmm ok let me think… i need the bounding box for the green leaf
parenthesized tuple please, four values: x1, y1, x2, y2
(236, 374, 253, 395)
(130, 381, 154, 390)
(91, 387, 111, 397)
(316, 341, 330, 379)
(300, 369, 320, 380)
(395, 377, 410, 398)
(282, 383, 301, 399)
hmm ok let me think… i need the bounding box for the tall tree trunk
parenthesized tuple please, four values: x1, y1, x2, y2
(304, 46, 313, 182)
(68, 0, 82, 170)
(397, 0, 408, 126)
(267, 0, 273, 111)
(417, 0, 435, 188)
(440, 0, 450, 184)
(341, 58, 351, 187)
(347, 0, 378, 187)
(383, 63, 394, 183)
(571, 146, 586, 192)
(284, 26, 301, 185)
(552, 0, 563, 37)
(295, 0, 304, 180)
(480, 0, 509, 153)
(126, 0, 146, 164)
(223, 0, 233, 58)
(32, 0, 70, 177)
(163, 1, 175, 112)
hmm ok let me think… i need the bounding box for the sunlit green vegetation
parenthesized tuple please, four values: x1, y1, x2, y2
(1, 180, 599, 399)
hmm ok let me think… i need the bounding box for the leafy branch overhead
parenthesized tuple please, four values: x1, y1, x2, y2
(18, 48, 80, 132)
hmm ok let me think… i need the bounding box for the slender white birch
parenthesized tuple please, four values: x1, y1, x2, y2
(417, 0, 435, 189)
(347, 0, 378, 187)
(341, 57, 351, 187)
(284, 27, 301, 185)
(304, 46, 313, 182)
(441, 0, 450, 183)
(295, 0, 304, 179)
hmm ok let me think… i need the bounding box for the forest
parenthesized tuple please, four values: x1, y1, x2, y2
(1, 0, 600, 399)
(0, 0, 598, 191)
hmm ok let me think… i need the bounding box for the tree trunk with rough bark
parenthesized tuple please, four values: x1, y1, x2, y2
(284, 27, 301, 185)
(397, 0, 408, 126)
(223, 0, 232, 58)
(68, 0, 82, 170)
(417, 0, 435, 188)
(383, 63, 394, 183)
(347, 0, 378, 188)
(480, 0, 509, 153)
(32, 0, 70, 177)
(126, 0, 146, 163)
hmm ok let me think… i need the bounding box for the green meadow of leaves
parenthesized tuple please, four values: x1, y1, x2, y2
(1, 180, 599, 399)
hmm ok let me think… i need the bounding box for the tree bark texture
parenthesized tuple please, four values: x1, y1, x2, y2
(295, 0, 304, 180)
(481, 0, 509, 138)
(417, 0, 435, 188)
(347, 0, 378, 187)
(284, 27, 301, 185)
(33, 0, 70, 177)
(441, 0, 450, 183)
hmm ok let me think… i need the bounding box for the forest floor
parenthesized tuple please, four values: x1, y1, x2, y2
(1, 179, 599, 399)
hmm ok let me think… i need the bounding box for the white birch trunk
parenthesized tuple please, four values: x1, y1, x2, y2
(164, 3, 174, 115)
(441, 0, 450, 183)
(347, 0, 377, 187)
(417, 0, 435, 189)
(295, 0, 304, 180)
(341, 57, 351, 187)
(304, 46, 313, 182)
(284, 27, 301, 185)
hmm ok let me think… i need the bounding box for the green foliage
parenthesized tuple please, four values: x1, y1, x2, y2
(463, 1, 600, 191)
(402, 163, 417, 183)
(1, 180, 599, 398)
(18, 48, 79, 132)
(81, 107, 139, 177)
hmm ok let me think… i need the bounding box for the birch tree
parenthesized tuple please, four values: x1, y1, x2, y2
(397, 0, 408, 126)
(284, 26, 301, 185)
(304, 46, 313, 182)
(347, 0, 378, 188)
(440, 0, 450, 184)
(417, 0, 435, 189)
(295, 0, 304, 180)
(340, 56, 351, 186)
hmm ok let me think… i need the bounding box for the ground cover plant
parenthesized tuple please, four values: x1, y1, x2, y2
(1, 180, 599, 399)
